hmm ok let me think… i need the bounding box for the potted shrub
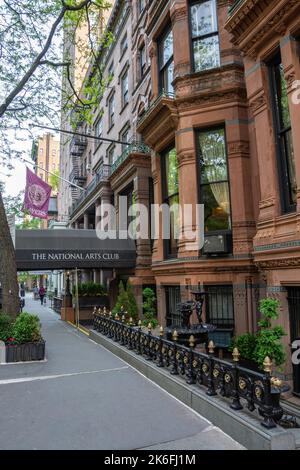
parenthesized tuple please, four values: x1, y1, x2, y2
(230, 298, 286, 370)
(112, 280, 138, 322)
(72, 282, 109, 309)
(0, 312, 45, 363)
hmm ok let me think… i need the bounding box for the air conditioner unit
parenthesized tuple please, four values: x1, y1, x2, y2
(203, 232, 232, 255)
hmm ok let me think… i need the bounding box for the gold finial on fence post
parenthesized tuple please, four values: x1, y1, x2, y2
(208, 340, 215, 354)
(271, 376, 283, 387)
(138, 319, 142, 330)
(129, 317, 133, 326)
(148, 322, 152, 334)
(93, 307, 97, 315)
(98, 307, 101, 315)
(232, 347, 240, 362)
(263, 356, 272, 374)
(159, 326, 164, 337)
(172, 330, 178, 342)
(189, 335, 195, 349)
(109, 311, 112, 318)
(121, 314, 125, 323)
(115, 313, 120, 321)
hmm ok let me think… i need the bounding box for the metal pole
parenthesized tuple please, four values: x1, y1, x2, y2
(20, 157, 86, 192)
(32, 124, 130, 146)
(75, 267, 79, 328)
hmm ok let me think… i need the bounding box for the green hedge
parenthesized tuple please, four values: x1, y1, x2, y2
(72, 282, 107, 297)
(0, 312, 42, 344)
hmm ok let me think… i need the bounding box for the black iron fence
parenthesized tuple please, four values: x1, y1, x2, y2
(93, 309, 288, 430)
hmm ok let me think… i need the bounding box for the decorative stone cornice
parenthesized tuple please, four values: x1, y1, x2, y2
(255, 257, 300, 269)
(170, 5, 187, 25)
(174, 64, 245, 99)
(225, 0, 300, 60)
(176, 88, 247, 110)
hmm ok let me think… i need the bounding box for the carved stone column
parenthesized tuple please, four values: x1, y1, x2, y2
(170, 1, 191, 81)
(280, 36, 300, 219)
(246, 62, 280, 224)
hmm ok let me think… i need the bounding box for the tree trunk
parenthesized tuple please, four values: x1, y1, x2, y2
(0, 191, 19, 319)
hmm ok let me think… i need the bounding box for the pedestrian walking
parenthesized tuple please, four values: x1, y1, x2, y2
(39, 285, 46, 306)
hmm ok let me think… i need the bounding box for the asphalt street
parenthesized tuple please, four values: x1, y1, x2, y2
(0, 296, 244, 450)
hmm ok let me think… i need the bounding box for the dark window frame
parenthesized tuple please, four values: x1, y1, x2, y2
(268, 52, 296, 214)
(120, 34, 128, 56)
(165, 285, 182, 327)
(161, 145, 179, 259)
(158, 25, 174, 94)
(121, 69, 129, 108)
(204, 284, 235, 329)
(195, 125, 232, 236)
(139, 44, 146, 79)
(189, 0, 220, 73)
(108, 92, 115, 129)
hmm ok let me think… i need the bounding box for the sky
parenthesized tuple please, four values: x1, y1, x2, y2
(1, 130, 35, 198)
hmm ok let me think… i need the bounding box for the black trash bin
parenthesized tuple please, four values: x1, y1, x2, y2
(291, 337, 300, 397)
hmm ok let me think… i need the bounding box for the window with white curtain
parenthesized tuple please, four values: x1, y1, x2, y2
(197, 127, 231, 233)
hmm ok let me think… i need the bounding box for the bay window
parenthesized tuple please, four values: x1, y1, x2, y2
(190, 0, 220, 72)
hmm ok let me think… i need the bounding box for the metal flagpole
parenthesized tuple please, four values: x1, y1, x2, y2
(20, 157, 86, 192)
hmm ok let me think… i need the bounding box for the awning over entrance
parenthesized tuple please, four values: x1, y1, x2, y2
(15, 230, 136, 270)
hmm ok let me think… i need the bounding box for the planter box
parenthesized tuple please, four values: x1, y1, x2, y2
(76, 295, 110, 309)
(6, 340, 45, 363)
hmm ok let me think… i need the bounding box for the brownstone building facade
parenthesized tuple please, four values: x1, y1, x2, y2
(59, 0, 300, 391)
(225, 0, 300, 389)
(137, 0, 258, 336)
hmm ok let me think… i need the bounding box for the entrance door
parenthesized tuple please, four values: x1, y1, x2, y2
(287, 287, 300, 396)
(165, 286, 181, 327)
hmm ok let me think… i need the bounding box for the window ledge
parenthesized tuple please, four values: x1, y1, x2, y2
(119, 102, 129, 115)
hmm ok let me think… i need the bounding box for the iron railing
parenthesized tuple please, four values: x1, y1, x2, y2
(93, 310, 288, 429)
(70, 135, 87, 156)
(68, 164, 111, 216)
(137, 90, 176, 128)
(111, 141, 151, 175)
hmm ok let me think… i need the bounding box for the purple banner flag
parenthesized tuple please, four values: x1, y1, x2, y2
(23, 167, 52, 219)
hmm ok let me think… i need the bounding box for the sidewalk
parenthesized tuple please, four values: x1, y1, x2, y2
(0, 297, 244, 450)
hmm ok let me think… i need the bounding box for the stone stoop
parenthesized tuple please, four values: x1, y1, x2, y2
(90, 329, 300, 450)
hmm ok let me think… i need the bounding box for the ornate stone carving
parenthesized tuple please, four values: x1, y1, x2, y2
(227, 141, 250, 157)
(225, 0, 300, 59)
(170, 6, 187, 24)
(177, 152, 195, 166)
(255, 257, 300, 269)
(249, 94, 267, 115)
(259, 197, 275, 209)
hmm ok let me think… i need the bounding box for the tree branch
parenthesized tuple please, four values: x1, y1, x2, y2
(0, 5, 67, 118)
